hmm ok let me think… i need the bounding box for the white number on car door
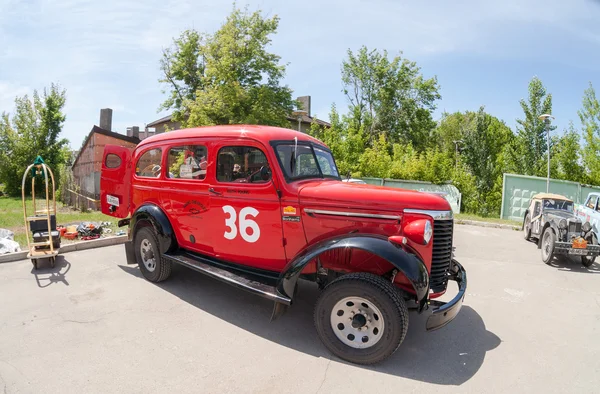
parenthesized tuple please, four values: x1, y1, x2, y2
(222, 205, 260, 243)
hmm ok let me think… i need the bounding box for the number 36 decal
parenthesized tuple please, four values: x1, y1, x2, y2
(223, 205, 260, 243)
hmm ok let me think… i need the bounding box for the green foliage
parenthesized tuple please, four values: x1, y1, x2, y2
(550, 122, 585, 183)
(579, 83, 600, 184)
(159, 5, 294, 128)
(510, 76, 555, 176)
(0, 84, 69, 196)
(340, 46, 440, 150)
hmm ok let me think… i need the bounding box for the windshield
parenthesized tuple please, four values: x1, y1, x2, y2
(543, 199, 573, 212)
(275, 143, 340, 181)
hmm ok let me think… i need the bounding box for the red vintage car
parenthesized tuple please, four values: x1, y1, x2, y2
(101, 125, 466, 364)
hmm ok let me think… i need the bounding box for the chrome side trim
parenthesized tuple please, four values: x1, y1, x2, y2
(304, 209, 400, 220)
(404, 209, 454, 221)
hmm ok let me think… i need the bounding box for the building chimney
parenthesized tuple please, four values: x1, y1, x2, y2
(297, 96, 311, 117)
(100, 108, 113, 131)
(132, 126, 139, 139)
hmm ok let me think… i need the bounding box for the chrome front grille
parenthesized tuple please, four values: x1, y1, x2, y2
(430, 220, 453, 293)
(569, 221, 581, 234)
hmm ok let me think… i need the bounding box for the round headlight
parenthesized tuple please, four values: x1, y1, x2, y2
(423, 220, 433, 245)
(559, 219, 567, 230)
(583, 222, 592, 232)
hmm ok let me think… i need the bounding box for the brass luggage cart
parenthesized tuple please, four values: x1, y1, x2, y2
(21, 156, 61, 269)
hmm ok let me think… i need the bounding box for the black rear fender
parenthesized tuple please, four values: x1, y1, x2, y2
(278, 234, 430, 311)
(129, 204, 177, 254)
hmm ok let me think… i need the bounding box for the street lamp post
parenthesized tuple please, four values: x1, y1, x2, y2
(453, 140, 463, 169)
(538, 114, 555, 193)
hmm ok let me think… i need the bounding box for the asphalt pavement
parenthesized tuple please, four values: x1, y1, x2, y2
(1, 225, 600, 393)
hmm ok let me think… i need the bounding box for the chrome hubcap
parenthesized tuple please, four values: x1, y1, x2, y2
(542, 233, 550, 259)
(330, 297, 384, 349)
(140, 239, 156, 272)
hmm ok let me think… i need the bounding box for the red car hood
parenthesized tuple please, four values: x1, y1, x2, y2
(297, 180, 451, 212)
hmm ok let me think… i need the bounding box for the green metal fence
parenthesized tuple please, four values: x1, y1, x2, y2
(501, 173, 600, 221)
(359, 178, 462, 213)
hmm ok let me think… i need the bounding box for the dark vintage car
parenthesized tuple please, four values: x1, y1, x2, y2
(522, 193, 599, 267)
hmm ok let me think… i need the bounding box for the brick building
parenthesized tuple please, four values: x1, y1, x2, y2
(71, 109, 139, 209)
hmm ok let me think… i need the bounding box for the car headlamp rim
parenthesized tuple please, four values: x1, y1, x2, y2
(559, 219, 567, 230)
(424, 220, 433, 244)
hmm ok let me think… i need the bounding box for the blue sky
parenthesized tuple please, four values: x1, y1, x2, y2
(1, 0, 599, 149)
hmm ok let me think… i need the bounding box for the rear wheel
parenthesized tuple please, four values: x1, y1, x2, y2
(523, 215, 531, 240)
(541, 228, 556, 265)
(314, 273, 408, 365)
(134, 227, 172, 282)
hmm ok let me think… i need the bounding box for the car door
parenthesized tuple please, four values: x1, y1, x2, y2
(100, 145, 132, 218)
(531, 200, 542, 236)
(206, 141, 285, 272)
(163, 142, 212, 255)
(581, 195, 598, 228)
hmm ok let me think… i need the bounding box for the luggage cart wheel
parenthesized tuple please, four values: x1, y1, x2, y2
(32, 259, 38, 270)
(50, 257, 56, 268)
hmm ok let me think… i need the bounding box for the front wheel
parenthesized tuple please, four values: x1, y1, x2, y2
(541, 228, 556, 265)
(582, 256, 596, 267)
(523, 215, 531, 240)
(314, 273, 409, 365)
(134, 227, 172, 282)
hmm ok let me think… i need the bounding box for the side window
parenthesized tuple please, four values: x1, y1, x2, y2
(587, 195, 597, 210)
(135, 148, 162, 178)
(533, 201, 541, 217)
(105, 153, 121, 169)
(167, 145, 208, 180)
(217, 146, 271, 183)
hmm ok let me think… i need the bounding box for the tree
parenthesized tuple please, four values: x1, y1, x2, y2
(551, 121, 585, 183)
(462, 107, 513, 191)
(340, 46, 441, 150)
(0, 84, 69, 196)
(579, 83, 600, 184)
(159, 6, 295, 128)
(159, 30, 205, 123)
(511, 76, 555, 176)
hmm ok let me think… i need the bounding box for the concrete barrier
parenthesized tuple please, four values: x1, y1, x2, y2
(0, 235, 128, 264)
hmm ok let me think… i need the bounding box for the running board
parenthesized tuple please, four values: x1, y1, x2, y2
(163, 252, 291, 305)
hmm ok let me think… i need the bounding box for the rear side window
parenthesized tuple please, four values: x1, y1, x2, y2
(135, 148, 162, 178)
(167, 145, 208, 180)
(217, 146, 271, 183)
(105, 153, 121, 169)
(533, 201, 541, 217)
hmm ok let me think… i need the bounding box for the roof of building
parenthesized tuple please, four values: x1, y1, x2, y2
(137, 124, 324, 148)
(146, 113, 331, 129)
(146, 114, 175, 127)
(286, 114, 331, 128)
(72, 126, 140, 168)
(532, 193, 573, 202)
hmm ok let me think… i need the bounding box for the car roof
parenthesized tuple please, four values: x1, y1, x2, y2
(532, 193, 572, 202)
(137, 124, 325, 148)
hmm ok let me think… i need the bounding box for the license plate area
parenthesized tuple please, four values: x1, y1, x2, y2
(572, 237, 587, 249)
(107, 195, 119, 206)
(569, 248, 587, 255)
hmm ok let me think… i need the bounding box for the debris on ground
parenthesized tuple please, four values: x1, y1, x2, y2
(0, 228, 20, 254)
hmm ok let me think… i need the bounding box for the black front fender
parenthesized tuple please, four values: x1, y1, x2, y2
(278, 234, 429, 310)
(130, 204, 176, 254)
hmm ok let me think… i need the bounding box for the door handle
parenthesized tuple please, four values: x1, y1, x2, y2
(209, 187, 222, 196)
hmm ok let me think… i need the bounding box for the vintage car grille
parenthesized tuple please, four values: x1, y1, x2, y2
(569, 221, 581, 234)
(430, 220, 453, 293)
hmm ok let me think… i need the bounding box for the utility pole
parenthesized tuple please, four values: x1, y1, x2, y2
(538, 114, 555, 193)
